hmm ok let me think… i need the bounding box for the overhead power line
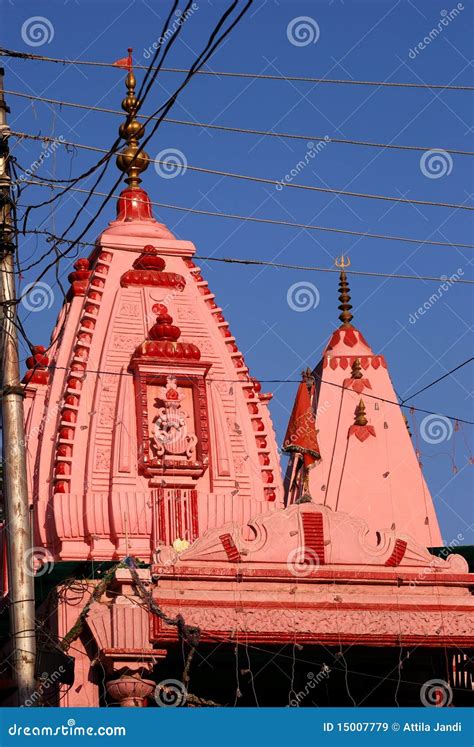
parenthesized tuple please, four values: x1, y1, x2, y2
(401, 358, 474, 404)
(12, 131, 474, 212)
(23, 363, 474, 425)
(2, 47, 474, 90)
(15, 228, 474, 284)
(189, 255, 474, 285)
(26, 138, 474, 219)
(17, 179, 474, 249)
(9, 0, 255, 350)
(6, 89, 474, 156)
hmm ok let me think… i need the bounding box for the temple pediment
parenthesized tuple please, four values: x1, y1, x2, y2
(156, 502, 468, 573)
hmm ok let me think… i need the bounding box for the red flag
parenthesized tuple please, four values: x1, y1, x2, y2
(283, 378, 320, 468)
(114, 48, 133, 71)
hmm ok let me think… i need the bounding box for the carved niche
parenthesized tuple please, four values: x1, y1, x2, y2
(152, 376, 197, 460)
(129, 302, 211, 485)
(131, 366, 210, 484)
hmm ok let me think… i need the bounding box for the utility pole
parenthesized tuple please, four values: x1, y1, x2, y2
(0, 67, 36, 705)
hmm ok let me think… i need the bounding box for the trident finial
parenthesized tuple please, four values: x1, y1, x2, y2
(335, 255, 351, 270)
(335, 255, 353, 328)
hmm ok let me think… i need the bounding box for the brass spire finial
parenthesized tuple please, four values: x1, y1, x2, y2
(354, 399, 368, 426)
(116, 49, 150, 189)
(351, 358, 362, 379)
(335, 255, 353, 329)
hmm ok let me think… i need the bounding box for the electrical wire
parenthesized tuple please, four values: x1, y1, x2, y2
(11, 131, 474, 212)
(2, 47, 474, 90)
(15, 0, 255, 305)
(18, 0, 200, 222)
(7, 0, 190, 361)
(190, 255, 474, 285)
(11, 229, 474, 284)
(6, 89, 474, 156)
(2, 3, 256, 370)
(16, 180, 474, 249)
(15, 362, 473, 425)
(400, 358, 474, 404)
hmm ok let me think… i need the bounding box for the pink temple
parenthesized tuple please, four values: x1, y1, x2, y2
(2, 72, 472, 708)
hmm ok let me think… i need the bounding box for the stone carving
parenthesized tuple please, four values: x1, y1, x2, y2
(94, 448, 111, 472)
(233, 456, 247, 474)
(153, 376, 197, 458)
(198, 339, 214, 356)
(159, 503, 469, 571)
(226, 416, 242, 435)
(118, 302, 140, 318)
(111, 334, 143, 351)
(176, 306, 195, 321)
(98, 402, 115, 427)
(153, 605, 473, 639)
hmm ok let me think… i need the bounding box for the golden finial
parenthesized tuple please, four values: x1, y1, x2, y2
(354, 399, 368, 426)
(335, 255, 353, 329)
(116, 49, 150, 189)
(351, 358, 362, 379)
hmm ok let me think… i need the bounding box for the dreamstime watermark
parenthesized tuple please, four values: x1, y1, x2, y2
(8, 722, 126, 737)
(408, 5, 464, 60)
(420, 678, 453, 707)
(19, 136, 65, 183)
(154, 678, 187, 707)
(21, 281, 54, 312)
(420, 414, 453, 444)
(276, 139, 330, 191)
(408, 268, 464, 323)
(287, 281, 320, 312)
(16, 403, 60, 451)
(420, 149, 453, 179)
(408, 533, 464, 588)
(289, 665, 331, 706)
(21, 16, 54, 47)
(287, 546, 321, 577)
(287, 16, 320, 47)
(154, 148, 187, 179)
(24, 667, 66, 707)
(24, 547, 55, 577)
(143, 4, 199, 59)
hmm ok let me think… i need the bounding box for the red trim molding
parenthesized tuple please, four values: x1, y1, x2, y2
(220, 534, 242, 563)
(385, 539, 408, 567)
(302, 512, 325, 565)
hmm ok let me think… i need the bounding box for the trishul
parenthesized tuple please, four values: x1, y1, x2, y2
(335, 254, 351, 270)
(335, 255, 353, 327)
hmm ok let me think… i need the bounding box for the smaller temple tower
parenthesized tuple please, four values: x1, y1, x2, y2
(284, 257, 442, 548)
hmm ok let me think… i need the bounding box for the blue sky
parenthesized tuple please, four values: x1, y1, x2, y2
(2, 0, 473, 545)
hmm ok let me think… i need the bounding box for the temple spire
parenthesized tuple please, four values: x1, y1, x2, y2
(354, 399, 368, 426)
(351, 357, 362, 379)
(116, 49, 150, 189)
(335, 255, 353, 328)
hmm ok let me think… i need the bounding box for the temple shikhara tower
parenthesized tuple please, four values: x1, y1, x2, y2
(1, 69, 472, 708)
